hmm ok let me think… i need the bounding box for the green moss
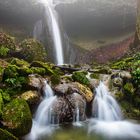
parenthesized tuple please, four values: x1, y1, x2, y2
(2, 98, 32, 136)
(0, 128, 18, 140)
(124, 83, 135, 96)
(19, 39, 47, 62)
(90, 73, 100, 79)
(31, 61, 55, 75)
(10, 58, 29, 67)
(31, 67, 46, 75)
(3, 65, 19, 80)
(72, 71, 90, 86)
(50, 74, 61, 86)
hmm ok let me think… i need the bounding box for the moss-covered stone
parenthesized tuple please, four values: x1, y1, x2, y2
(19, 39, 47, 62)
(90, 73, 100, 79)
(124, 83, 135, 96)
(72, 71, 90, 86)
(10, 58, 29, 67)
(31, 67, 46, 76)
(0, 128, 18, 140)
(75, 82, 93, 102)
(2, 98, 32, 136)
(50, 74, 61, 86)
(21, 90, 40, 105)
(31, 61, 55, 75)
(0, 33, 16, 57)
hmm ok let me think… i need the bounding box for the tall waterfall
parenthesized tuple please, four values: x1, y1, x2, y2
(25, 81, 56, 140)
(89, 82, 140, 139)
(35, 0, 64, 65)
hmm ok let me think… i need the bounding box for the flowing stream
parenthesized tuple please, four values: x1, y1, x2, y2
(89, 82, 140, 140)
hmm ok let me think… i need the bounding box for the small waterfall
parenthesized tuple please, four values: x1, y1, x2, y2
(36, 0, 64, 65)
(89, 82, 140, 139)
(93, 82, 122, 121)
(25, 81, 57, 140)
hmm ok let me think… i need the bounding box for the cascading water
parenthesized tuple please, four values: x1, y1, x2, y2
(36, 0, 64, 65)
(89, 82, 140, 139)
(25, 81, 57, 140)
(92, 82, 122, 121)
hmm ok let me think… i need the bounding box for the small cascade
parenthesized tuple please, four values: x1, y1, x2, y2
(25, 81, 57, 140)
(73, 93, 85, 127)
(92, 82, 122, 121)
(89, 82, 140, 139)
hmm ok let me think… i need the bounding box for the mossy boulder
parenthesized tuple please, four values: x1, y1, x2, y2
(2, 98, 32, 136)
(90, 73, 100, 79)
(21, 90, 40, 105)
(10, 58, 30, 68)
(72, 71, 90, 86)
(19, 39, 47, 62)
(0, 128, 18, 140)
(123, 83, 135, 96)
(30, 67, 46, 76)
(30, 61, 55, 75)
(0, 33, 16, 57)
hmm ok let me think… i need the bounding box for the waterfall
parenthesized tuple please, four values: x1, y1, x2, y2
(93, 82, 122, 121)
(25, 81, 57, 140)
(89, 82, 140, 139)
(36, 0, 64, 65)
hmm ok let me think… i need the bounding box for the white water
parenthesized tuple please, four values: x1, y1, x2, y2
(89, 82, 140, 139)
(25, 81, 57, 140)
(37, 0, 64, 65)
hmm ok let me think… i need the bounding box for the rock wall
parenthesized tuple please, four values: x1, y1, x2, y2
(135, 0, 140, 45)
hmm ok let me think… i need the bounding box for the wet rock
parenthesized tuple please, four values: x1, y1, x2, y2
(51, 93, 86, 123)
(28, 74, 46, 90)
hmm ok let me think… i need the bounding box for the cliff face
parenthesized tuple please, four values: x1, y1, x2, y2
(135, 0, 140, 45)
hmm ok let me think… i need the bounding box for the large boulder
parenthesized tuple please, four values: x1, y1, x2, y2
(19, 39, 47, 62)
(51, 93, 86, 123)
(2, 98, 32, 137)
(54, 82, 93, 102)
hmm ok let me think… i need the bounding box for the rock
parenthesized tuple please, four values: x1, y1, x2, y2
(54, 82, 93, 102)
(112, 77, 123, 87)
(75, 82, 94, 102)
(2, 98, 32, 136)
(28, 74, 46, 90)
(0, 128, 18, 140)
(123, 83, 135, 96)
(19, 39, 47, 62)
(51, 93, 86, 123)
(89, 79, 99, 90)
(21, 90, 40, 106)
